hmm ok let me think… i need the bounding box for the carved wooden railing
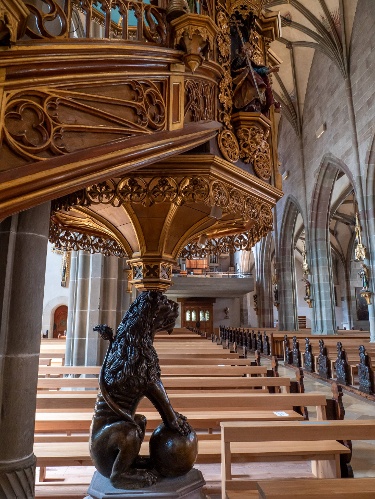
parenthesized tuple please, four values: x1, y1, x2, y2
(21, 0, 168, 44)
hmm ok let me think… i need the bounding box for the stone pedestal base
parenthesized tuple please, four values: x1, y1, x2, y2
(86, 469, 206, 499)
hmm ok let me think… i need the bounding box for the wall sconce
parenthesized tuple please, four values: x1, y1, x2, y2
(198, 233, 208, 246)
(209, 205, 223, 219)
(224, 307, 229, 319)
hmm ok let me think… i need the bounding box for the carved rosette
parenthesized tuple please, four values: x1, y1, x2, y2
(232, 112, 272, 180)
(128, 259, 174, 291)
(217, 130, 240, 163)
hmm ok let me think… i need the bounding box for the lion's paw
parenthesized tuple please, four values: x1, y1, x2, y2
(111, 469, 158, 490)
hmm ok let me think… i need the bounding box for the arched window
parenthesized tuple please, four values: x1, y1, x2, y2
(205, 310, 210, 321)
(200, 310, 205, 322)
(191, 309, 197, 321)
(186, 310, 191, 321)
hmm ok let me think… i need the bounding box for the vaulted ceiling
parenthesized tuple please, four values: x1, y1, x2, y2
(267, 0, 359, 135)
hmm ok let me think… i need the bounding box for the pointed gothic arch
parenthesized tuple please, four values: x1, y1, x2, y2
(309, 154, 355, 334)
(278, 196, 305, 331)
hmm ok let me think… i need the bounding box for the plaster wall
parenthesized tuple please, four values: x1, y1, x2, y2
(41, 243, 69, 337)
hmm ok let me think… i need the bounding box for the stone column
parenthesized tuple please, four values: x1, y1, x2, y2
(254, 237, 274, 328)
(310, 237, 336, 335)
(0, 203, 50, 498)
(66, 253, 130, 366)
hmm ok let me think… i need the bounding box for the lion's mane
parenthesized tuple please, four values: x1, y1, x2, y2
(102, 291, 178, 391)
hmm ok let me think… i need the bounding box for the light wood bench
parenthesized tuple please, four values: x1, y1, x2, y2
(36, 392, 328, 415)
(36, 376, 292, 393)
(35, 483, 89, 498)
(256, 477, 375, 499)
(221, 419, 375, 498)
(34, 393, 327, 481)
(35, 409, 304, 436)
(39, 352, 65, 365)
(38, 365, 269, 378)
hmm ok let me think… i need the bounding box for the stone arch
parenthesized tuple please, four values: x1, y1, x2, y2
(364, 133, 375, 340)
(42, 296, 69, 339)
(309, 154, 355, 334)
(278, 195, 305, 331)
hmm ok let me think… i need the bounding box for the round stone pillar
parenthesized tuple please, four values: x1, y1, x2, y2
(0, 203, 50, 498)
(254, 237, 274, 328)
(66, 252, 130, 366)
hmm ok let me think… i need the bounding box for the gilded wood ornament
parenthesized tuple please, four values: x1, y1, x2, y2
(49, 219, 127, 257)
(236, 125, 271, 179)
(128, 260, 174, 291)
(217, 129, 240, 163)
(0, 0, 29, 44)
(184, 79, 216, 122)
(21, 0, 167, 44)
(170, 14, 218, 72)
(2, 83, 166, 162)
(216, 6, 239, 162)
(62, 172, 273, 226)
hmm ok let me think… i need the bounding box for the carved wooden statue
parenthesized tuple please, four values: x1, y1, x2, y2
(90, 291, 197, 489)
(335, 341, 350, 386)
(317, 339, 331, 379)
(284, 335, 292, 364)
(358, 345, 374, 395)
(303, 337, 314, 373)
(292, 336, 301, 368)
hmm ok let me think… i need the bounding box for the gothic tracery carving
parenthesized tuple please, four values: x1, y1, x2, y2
(2, 83, 166, 161)
(184, 79, 215, 122)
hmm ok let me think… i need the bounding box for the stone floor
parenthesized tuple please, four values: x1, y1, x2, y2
(35, 360, 375, 498)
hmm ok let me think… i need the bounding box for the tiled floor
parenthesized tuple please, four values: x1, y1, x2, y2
(35, 360, 375, 498)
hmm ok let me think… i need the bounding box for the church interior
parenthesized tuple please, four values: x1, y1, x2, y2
(2, 0, 375, 497)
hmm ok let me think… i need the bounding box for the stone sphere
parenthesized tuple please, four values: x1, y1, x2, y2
(149, 423, 198, 477)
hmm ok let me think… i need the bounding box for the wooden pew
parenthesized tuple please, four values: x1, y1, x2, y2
(38, 365, 269, 378)
(220, 419, 375, 498)
(39, 352, 65, 365)
(255, 478, 375, 499)
(36, 391, 328, 415)
(37, 376, 292, 393)
(35, 408, 304, 437)
(34, 392, 328, 481)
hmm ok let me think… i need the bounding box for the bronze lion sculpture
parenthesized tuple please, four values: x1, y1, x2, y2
(90, 291, 197, 489)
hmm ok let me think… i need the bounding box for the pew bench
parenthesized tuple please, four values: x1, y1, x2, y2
(35, 409, 304, 436)
(36, 392, 328, 417)
(39, 352, 65, 365)
(35, 483, 89, 498)
(37, 376, 292, 393)
(256, 477, 375, 499)
(37, 365, 269, 378)
(220, 419, 375, 499)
